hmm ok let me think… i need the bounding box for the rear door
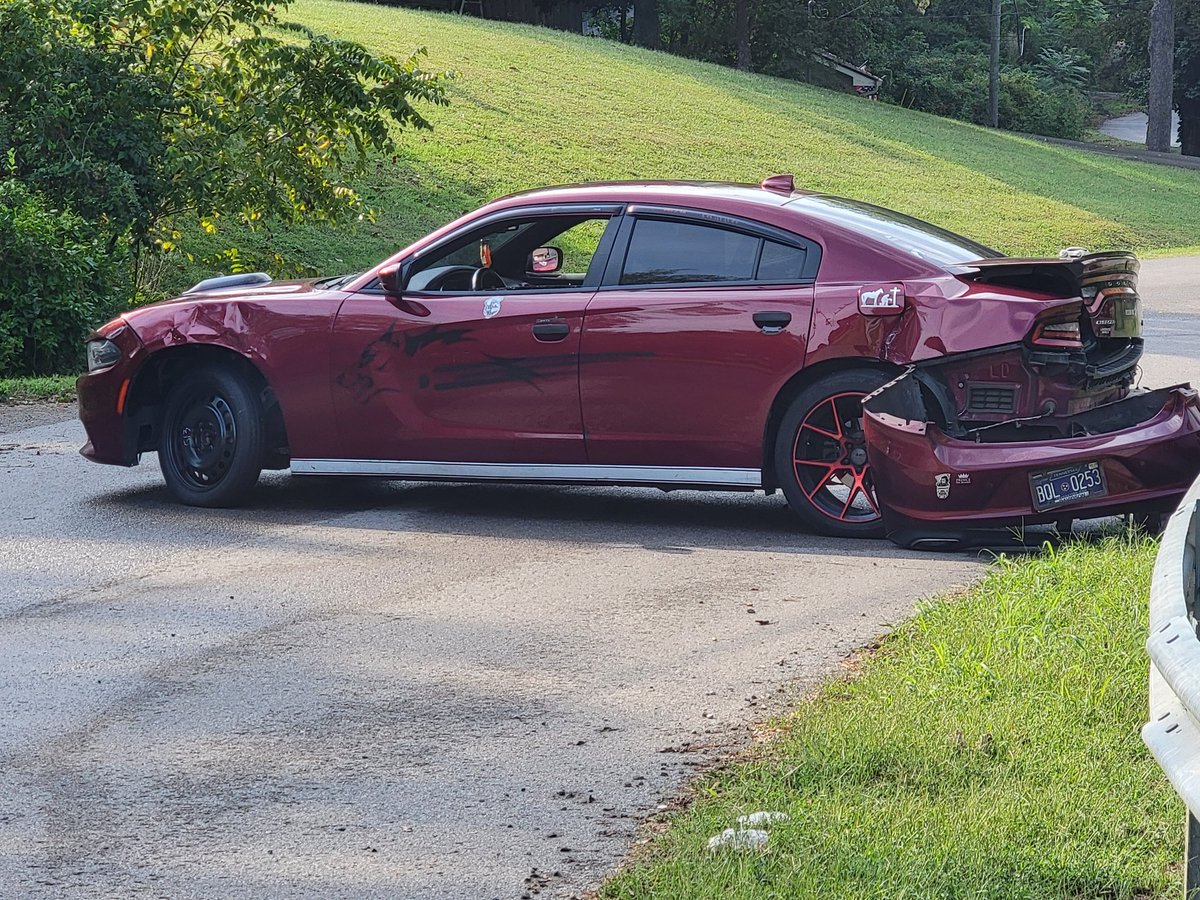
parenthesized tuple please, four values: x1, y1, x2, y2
(579, 208, 820, 470)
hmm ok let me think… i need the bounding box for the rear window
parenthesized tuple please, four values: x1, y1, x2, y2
(790, 196, 1000, 266)
(621, 219, 759, 284)
(619, 219, 811, 286)
(758, 240, 807, 281)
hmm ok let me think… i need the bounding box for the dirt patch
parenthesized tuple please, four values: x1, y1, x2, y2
(0, 402, 76, 435)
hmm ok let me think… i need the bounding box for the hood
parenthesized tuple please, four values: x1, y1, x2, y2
(123, 278, 330, 323)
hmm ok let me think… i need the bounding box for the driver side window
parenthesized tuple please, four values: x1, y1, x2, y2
(407, 213, 615, 293)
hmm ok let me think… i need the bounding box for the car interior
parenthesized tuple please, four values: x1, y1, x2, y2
(406, 214, 613, 293)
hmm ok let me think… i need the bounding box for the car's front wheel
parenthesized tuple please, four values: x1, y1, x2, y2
(774, 369, 892, 538)
(158, 363, 265, 507)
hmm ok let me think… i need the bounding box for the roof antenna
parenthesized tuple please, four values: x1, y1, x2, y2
(760, 173, 795, 194)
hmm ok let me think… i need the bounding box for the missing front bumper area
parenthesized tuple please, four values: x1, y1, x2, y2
(862, 373, 1200, 550)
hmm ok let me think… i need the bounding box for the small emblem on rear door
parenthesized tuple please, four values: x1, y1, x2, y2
(483, 297, 503, 319)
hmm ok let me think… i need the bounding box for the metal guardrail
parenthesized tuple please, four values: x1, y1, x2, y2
(1144, 476, 1200, 897)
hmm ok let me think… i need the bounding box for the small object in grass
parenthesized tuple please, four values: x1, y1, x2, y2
(707, 828, 769, 852)
(736, 811, 790, 827)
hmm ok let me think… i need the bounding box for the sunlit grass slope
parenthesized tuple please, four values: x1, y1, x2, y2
(185, 0, 1200, 287)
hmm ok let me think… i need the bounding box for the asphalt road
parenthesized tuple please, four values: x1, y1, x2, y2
(1, 255, 1196, 899)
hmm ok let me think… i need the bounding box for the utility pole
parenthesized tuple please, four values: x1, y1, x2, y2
(989, 0, 1001, 128)
(1147, 0, 1175, 151)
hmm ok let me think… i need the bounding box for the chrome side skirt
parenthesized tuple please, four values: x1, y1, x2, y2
(289, 459, 762, 487)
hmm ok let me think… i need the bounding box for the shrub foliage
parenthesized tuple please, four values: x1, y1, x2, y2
(0, 180, 122, 375)
(0, 0, 447, 376)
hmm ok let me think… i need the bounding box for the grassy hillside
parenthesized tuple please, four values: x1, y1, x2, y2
(178, 0, 1200, 289)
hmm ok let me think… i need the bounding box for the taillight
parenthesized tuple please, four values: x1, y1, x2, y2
(1031, 316, 1083, 349)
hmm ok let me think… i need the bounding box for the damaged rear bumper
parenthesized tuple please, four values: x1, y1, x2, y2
(863, 377, 1200, 549)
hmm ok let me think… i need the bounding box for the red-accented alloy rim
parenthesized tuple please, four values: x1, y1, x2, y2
(791, 391, 880, 525)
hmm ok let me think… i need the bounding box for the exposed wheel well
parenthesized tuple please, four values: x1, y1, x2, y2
(760, 357, 901, 491)
(126, 345, 291, 468)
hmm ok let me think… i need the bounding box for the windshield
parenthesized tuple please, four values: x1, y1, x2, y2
(789, 196, 1002, 267)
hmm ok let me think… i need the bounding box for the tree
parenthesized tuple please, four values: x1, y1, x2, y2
(1176, 0, 1200, 155)
(0, 0, 448, 286)
(735, 0, 754, 71)
(633, 0, 660, 48)
(1147, 0, 1175, 150)
(1034, 47, 1091, 86)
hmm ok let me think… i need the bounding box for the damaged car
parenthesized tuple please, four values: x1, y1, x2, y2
(77, 175, 1200, 543)
(862, 251, 1200, 548)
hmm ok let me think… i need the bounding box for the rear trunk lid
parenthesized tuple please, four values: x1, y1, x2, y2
(951, 250, 1142, 375)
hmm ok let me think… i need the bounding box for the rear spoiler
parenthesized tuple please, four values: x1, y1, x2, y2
(947, 250, 1138, 297)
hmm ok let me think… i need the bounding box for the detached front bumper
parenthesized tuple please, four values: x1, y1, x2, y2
(77, 324, 146, 467)
(863, 379, 1200, 549)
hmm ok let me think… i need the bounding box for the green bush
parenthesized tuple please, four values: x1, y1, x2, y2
(0, 180, 124, 376)
(884, 49, 1090, 140)
(887, 49, 990, 124)
(999, 70, 1092, 140)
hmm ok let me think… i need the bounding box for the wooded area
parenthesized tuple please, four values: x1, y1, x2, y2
(414, 0, 1198, 153)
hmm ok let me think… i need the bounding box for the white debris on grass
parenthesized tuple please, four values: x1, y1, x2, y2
(707, 827, 770, 852)
(736, 811, 790, 827)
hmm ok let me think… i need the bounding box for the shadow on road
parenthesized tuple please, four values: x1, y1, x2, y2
(83, 473, 1067, 562)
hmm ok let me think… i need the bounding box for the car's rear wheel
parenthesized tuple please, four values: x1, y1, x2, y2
(158, 364, 265, 507)
(775, 369, 892, 538)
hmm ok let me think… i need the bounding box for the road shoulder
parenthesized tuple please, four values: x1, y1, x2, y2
(0, 402, 77, 435)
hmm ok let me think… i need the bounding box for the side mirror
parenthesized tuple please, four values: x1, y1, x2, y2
(377, 263, 430, 317)
(528, 246, 563, 274)
(379, 263, 404, 297)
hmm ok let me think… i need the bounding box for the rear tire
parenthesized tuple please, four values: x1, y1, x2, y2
(158, 364, 265, 507)
(774, 368, 892, 538)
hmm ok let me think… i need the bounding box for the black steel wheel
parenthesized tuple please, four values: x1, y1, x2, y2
(158, 363, 265, 507)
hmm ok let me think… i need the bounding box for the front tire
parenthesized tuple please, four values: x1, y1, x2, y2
(158, 364, 265, 507)
(774, 369, 892, 539)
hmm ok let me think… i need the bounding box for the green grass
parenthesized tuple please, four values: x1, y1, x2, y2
(0, 375, 77, 403)
(173, 0, 1200, 292)
(603, 534, 1180, 899)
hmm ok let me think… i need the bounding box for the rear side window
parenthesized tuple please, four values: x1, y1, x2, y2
(757, 240, 807, 281)
(621, 219, 759, 285)
(619, 218, 809, 286)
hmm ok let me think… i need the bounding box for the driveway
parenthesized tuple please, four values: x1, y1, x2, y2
(1, 422, 980, 900)
(1098, 111, 1181, 147)
(1, 255, 1195, 899)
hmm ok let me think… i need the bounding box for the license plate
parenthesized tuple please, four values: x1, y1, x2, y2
(1030, 461, 1108, 512)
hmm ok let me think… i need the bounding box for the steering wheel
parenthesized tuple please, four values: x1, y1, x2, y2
(471, 267, 507, 292)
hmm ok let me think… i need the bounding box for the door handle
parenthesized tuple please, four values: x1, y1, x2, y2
(532, 320, 571, 342)
(753, 311, 792, 334)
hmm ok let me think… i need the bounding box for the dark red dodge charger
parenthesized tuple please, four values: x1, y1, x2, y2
(77, 176, 1200, 546)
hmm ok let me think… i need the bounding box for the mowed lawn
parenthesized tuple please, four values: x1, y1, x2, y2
(603, 535, 1180, 899)
(177, 0, 1200, 292)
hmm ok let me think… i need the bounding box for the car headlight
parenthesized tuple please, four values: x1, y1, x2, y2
(86, 339, 123, 372)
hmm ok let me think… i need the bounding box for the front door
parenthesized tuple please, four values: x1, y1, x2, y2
(329, 209, 620, 464)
